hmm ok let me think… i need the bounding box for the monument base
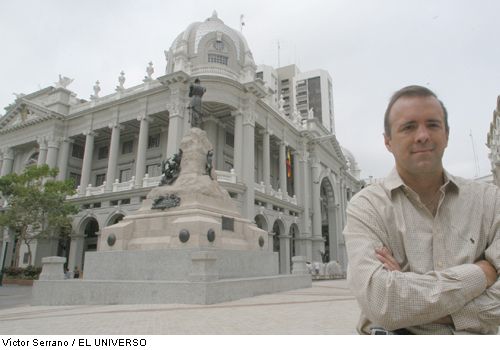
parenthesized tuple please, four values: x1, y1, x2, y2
(32, 275, 311, 306)
(32, 249, 312, 305)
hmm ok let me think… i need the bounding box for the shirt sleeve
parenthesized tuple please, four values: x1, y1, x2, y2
(451, 190, 500, 332)
(344, 193, 487, 331)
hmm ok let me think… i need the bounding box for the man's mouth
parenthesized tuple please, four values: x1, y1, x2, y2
(412, 149, 433, 154)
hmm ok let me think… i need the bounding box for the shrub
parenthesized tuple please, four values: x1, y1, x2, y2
(2, 265, 42, 280)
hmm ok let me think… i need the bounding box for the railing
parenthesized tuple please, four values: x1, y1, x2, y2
(112, 177, 136, 192)
(191, 65, 240, 81)
(66, 170, 298, 206)
(86, 184, 105, 196)
(142, 174, 161, 187)
(254, 181, 265, 193)
(215, 169, 237, 184)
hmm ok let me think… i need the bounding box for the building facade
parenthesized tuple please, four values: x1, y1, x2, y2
(0, 12, 361, 274)
(487, 95, 500, 186)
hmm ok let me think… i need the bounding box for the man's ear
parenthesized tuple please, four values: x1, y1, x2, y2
(384, 133, 393, 153)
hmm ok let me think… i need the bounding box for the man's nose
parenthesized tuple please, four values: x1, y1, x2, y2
(415, 125, 430, 143)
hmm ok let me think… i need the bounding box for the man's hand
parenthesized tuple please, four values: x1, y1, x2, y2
(375, 246, 401, 272)
(475, 260, 498, 288)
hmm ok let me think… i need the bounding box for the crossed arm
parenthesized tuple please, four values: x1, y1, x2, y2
(375, 246, 498, 326)
(345, 196, 500, 332)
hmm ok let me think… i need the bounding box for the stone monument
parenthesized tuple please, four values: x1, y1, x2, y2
(32, 80, 311, 306)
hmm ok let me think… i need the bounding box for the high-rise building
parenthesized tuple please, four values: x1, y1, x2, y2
(0, 12, 361, 275)
(487, 96, 500, 186)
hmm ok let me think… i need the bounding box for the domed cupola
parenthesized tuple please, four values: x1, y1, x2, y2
(165, 11, 256, 83)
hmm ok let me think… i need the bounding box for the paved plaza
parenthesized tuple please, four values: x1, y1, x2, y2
(0, 279, 360, 335)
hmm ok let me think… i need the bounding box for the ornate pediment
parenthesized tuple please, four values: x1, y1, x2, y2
(0, 100, 64, 134)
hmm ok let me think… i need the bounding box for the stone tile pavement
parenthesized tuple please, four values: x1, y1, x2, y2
(0, 279, 360, 334)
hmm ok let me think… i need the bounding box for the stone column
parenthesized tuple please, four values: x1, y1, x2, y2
(56, 138, 71, 181)
(37, 138, 48, 166)
(166, 103, 184, 159)
(232, 111, 243, 181)
(0, 148, 14, 176)
(135, 114, 150, 187)
(293, 151, 301, 201)
(203, 116, 218, 150)
(280, 233, 291, 274)
(279, 141, 288, 196)
(67, 233, 85, 273)
(311, 157, 323, 262)
(106, 122, 122, 191)
(46, 138, 60, 169)
(241, 112, 255, 219)
(263, 130, 271, 193)
(216, 124, 226, 170)
(300, 146, 312, 260)
(79, 130, 96, 195)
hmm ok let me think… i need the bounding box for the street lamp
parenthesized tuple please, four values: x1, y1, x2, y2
(0, 231, 10, 286)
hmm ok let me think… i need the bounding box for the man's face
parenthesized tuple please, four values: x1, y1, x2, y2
(384, 95, 449, 177)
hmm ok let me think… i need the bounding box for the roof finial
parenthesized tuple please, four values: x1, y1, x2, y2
(212, 10, 218, 18)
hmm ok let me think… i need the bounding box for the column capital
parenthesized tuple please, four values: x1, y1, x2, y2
(58, 137, 74, 144)
(137, 114, 152, 123)
(83, 129, 97, 137)
(47, 139, 60, 148)
(230, 109, 243, 118)
(36, 136, 47, 146)
(2, 147, 14, 159)
(243, 112, 256, 127)
(108, 122, 124, 130)
(167, 102, 184, 116)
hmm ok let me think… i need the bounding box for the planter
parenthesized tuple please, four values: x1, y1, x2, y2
(1, 278, 34, 286)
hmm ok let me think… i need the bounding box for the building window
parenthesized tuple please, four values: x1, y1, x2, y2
(213, 40, 225, 51)
(281, 79, 289, 85)
(121, 198, 130, 205)
(225, 132, 234, 148)
(224, 160, 233, 172)
(120, 168, 132, 182)
(122, 140, 133, 154)
(147, 134, 160, 149)
(71, 144, 84, 159)
(98, 146, 108, 160)
(69, 172, 81, 188)
(256, 72, 263, 80)
(95, 173, 106, 187)
(146, 164, 161, 177)
(208, 54, 228, 65)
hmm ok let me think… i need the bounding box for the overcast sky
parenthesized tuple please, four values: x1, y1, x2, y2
(0, 0, 498, 180)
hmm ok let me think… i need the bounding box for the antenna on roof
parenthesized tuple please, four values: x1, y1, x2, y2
(277, 40, 281, 68)
(470, 129, 480, 177)
(240, 14, 245, 32)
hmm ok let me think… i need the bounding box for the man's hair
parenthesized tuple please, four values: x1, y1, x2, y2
(384, 85, 449, 137)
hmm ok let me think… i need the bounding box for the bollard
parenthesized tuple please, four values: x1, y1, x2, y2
(39, 256, 66, 281)
(292, 256, 309, 275)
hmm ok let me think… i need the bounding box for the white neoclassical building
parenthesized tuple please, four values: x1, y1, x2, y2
(487, 96, 500, 186)
(0, 12, 361, 274)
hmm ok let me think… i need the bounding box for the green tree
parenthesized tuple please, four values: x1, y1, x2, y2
(0, 165, 78, 266)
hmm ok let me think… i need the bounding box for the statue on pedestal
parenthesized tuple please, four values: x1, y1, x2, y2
(188, 78, 206, 128)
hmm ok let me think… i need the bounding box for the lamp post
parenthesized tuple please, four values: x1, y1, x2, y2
(0, 241, 9, 286)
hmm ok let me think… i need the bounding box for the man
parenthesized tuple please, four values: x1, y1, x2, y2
(344, 85, 499, 334)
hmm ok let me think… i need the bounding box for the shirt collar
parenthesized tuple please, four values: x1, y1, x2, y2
(384, 167, 460, 198)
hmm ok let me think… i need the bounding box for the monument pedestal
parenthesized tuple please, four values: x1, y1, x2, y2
(32, 128, 311, 306)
